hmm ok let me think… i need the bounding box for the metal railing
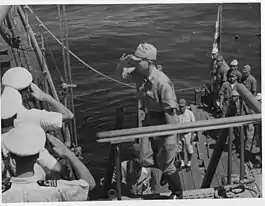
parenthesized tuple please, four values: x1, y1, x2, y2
(97, 111, 261, 199)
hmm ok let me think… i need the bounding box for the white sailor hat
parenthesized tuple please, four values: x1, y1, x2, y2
(1, 86, 22, 119)
(2, 67, 33, 90)
(131, 43, 157, 61)
(3, 123, 46, 156)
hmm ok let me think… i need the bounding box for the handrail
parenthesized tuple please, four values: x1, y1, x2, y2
(97, 114, 261, 143)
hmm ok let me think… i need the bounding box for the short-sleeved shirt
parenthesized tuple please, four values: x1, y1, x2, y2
(216, 61, 230, 82)
(241, 74, 257, 94)
(2, 176, 90, 203)
(178, 109, 196, 138)
(1, 132, 57, 180)
(138, 67, 177, 113)
(14, 106, 63, 131)
(219, 81, 238, 101)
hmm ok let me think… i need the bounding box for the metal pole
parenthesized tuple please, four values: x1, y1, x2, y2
(103, 144, 116, 198)
(240, 125, 245, 180)
(227, 127, 233, 184)
(97, 114, 261, 143)
(115, 144, 122, 200)
(57, 5, 68, 85)
(17, 6, 59, 100)
(239, 99, 245, 180)
(62, 5, 78, 147)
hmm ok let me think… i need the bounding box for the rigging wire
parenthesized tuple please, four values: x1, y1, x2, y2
(24, 5, 200, 93)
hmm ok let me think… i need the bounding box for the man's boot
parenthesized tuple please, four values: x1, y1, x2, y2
(165, 172, 183, 199)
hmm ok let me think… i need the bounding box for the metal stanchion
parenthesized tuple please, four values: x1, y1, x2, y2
(227, 127, 233, 184)
(115, 145, 122, 200)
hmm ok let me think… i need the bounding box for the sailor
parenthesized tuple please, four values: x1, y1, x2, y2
(111, 158, 152, 196)
(120, 43, 183, 199)
(228, 59, 242, 82)
(1, 67, 74, 146)
(2, 123, 95, 203)
(241, 64, 257, 96)
(210, 47, 219, 83)
(219, 70, 238, 117)
(241, 65, 257, 147)
(177, 99, 197, 171)
(1, 87, 61, 180)
(229, 90, 241, 152)
(211, 52, 229, 109)
(215, 54, 230, 90)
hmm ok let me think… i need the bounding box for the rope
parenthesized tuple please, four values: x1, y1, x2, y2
(24, 6, 200, 93)
(24, 6, 135, 89)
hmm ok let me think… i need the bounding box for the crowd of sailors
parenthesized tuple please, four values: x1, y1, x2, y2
(1, 43, 261, 202)
(115, 43, 261, 198)
(1, 67, 96, 202)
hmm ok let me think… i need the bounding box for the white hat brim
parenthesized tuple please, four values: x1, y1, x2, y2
(1, 87, 22, 119)
(3, 123, 46, 156)
(2, 67, 33, 90)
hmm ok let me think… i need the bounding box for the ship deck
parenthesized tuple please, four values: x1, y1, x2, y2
(106, 104, 262, 200)
(148, 104, 261, 194)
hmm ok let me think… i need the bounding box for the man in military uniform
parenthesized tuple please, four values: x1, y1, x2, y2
(228, 59, 242, 82)
(219, 70, 238, 117)
(2, 123, 96, 202)
(1, 67, 74, 146)
(120, 43, 183, 199)
(241, 64, 257, 96)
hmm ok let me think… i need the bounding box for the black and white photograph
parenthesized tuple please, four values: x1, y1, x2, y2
(0, 1, 262, 203)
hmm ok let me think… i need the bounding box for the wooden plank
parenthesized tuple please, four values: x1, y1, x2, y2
(182, 167, 194, 190)
(190, 105, 220, 188)
(179, 170, 187, 190)
(190, 150, 203, 189)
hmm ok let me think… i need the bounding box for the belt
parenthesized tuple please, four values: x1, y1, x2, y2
(148, 111, 165, 119)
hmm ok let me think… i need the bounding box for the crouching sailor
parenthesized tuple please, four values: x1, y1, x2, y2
(2, 123, 96, 203)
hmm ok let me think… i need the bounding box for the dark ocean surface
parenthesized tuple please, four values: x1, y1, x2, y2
(31, 3, 261, 181)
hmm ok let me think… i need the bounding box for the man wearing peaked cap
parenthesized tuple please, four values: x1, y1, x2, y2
(228, 59, 242, 82)
(130, 43, 157, 61)
(219, 67, 239, 117)
(1, 86, 22, 120)
(3, 123, 46, 157)
(2, 67, 33, 90)
(241, 64, 257, 96)
(241, 64, 258, 147)
(2, 123, 95, 203)
(1, 66, 74, 147)
(118, 43, 183, 199)
(118, 43, 163, 85)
